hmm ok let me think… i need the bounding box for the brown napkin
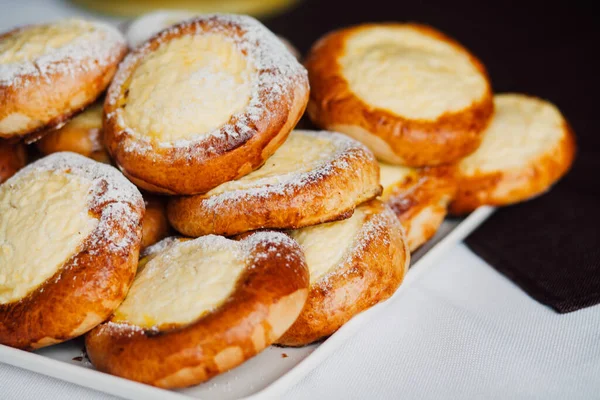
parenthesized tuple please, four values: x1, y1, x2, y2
(466, 182, 600, 313)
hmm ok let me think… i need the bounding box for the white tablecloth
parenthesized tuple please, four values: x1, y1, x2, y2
(1, 2, 599, 399)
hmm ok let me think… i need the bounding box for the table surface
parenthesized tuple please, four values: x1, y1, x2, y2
(1, 1, 599, 399)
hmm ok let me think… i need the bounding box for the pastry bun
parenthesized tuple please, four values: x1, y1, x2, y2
(167, 130, 381, 237)
(85, 232, 309, 388)
(36, 102, 110, 163)
(104, 14, 309, 194)
(0, 19, 127, 141)
(0, 152, 144, 350)
(305, 23, 493, 166)
(277, 200, 409, 346)
(450, 94, 576, 214)
(140, 195, 169, 250)
(379, 163, 456, 251)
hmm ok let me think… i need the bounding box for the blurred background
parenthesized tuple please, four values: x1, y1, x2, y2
(69, 0, 300, 19)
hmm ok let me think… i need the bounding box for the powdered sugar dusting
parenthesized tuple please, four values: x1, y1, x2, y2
(155, 234, 245, 267)
(349, 206, 401, 265)
(8, 152, 144, 253)
(87, 202, 140, 254)
(242, 230, 298, 250)
(140, 236, 183, 259)
(102, 320, 148, 337)
(318, 204, 407, 288)
(200, 130, 375, 210)
(0, 19, 125, 88)
(106, 14, 307, 158)
(243, 231, 305, 269)
(143, 231, 301, 269)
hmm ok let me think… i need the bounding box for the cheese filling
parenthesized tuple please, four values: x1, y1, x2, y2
(459, 94, 566, 174)
(340, 26, 487, 120)
(206, 132, 337, 196)
(123, 34, 255, 142)
(112, 236, 247, 328)
(379, 162, 416, 196)
(0, 20, 96, 65)
(0, 171, 97, 304)
(290, 208, 365, 284)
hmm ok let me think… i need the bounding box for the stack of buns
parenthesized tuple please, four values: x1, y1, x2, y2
(305, 22, 575, 248)
(0, 12, 575, 389)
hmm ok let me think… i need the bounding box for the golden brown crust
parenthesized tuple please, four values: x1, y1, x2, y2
(7, 104, 89, 145)
(104, 15, 309, 195)
(167, 130, 382, 237)
(0, 139, 27, 183)
(85, 232, 309, 388)
(305, 23, 494, 166)
(0, 153, 144, 350)
(450, 122, 576, 215)
(381, 166, 457, 251)
(140, 195, 170, 250)
(0, 21, 127, 140)
(36, 103, 110, 163)
(277, 200, 409, 347)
